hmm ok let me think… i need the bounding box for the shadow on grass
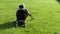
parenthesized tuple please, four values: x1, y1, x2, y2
(0, 21, 16, 30)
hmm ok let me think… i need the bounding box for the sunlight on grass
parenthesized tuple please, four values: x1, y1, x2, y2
(0, 0, 60, 34)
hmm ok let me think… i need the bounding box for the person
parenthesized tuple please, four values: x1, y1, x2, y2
(57, 0, 60, 4)
(16, 4, 32, 28)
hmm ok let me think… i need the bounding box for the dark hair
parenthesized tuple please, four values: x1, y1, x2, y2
(19, 4, 24, 8)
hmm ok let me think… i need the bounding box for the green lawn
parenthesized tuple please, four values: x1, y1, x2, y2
(0, 0, 60, 34)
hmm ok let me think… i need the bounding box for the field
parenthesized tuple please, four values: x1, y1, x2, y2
(0, 0, 60, 34)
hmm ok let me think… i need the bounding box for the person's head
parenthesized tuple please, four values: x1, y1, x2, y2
(19, 3, 25, 8)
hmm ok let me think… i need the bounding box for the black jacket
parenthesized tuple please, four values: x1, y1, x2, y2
(16, 8, 29, 20)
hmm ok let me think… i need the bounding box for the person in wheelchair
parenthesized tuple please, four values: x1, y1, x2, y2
(16, 4, 32, 28)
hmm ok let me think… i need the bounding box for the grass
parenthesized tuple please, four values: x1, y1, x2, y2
(0, 0, 60, 34)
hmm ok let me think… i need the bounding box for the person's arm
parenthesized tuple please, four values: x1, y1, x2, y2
(28, 12, 31, 16)
(26, 9, 34, 20)
(25, 9, 32, 16)
(16, 8, 20, 16)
